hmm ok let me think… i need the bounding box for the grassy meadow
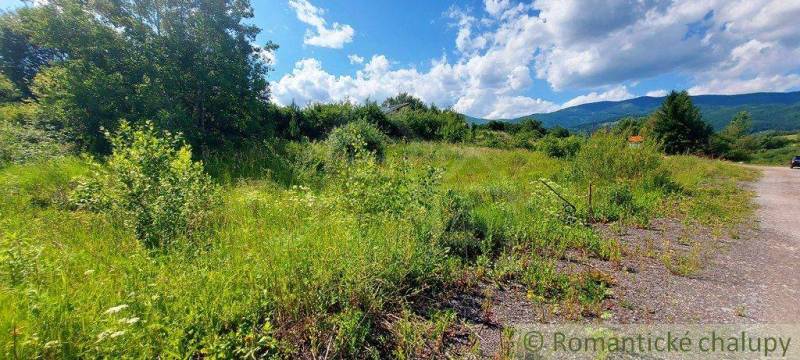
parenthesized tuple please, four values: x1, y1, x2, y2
(746, 133, 800, 165)
(1, 137, 757, 358)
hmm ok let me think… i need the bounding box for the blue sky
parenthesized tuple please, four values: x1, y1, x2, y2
(3, 0, 800, 118)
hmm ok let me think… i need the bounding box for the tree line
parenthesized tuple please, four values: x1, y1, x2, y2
(0, 0, 780, 165)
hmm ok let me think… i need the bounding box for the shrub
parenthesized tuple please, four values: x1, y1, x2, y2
(332, 153, 441, 218)
(472, 129, 514, 149)
(642, 168, 682, 193)
(438, 112, 469, 142)
(0, 102, 70, 167)
(572, 132, 662, 184)
(327, 120, 389, 162)
(71, 120, 218, 248)
(388, 109, 469, 142)
(537, 135, 583, 158)
(0, 73, 21, 103)
(438, 190, 482, 259)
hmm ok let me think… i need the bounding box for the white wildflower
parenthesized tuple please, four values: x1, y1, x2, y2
(104, 304, 128, 315)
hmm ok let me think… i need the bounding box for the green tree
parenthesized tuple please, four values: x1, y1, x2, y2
(8, 0, 276, 152)
(548, 125, 570, 138)
(649, 90, 712, 154)
(515, 118, 546, 137)
(611, 117, 645, 138)
(0, 73, 21, 103)
(0, 13, 59, 97)
(382, 93, 428, 112)
(720, 111, 752, 139)
(709, 111, 755, 161)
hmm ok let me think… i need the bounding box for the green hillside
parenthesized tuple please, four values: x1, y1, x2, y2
(466, 91, 800, 132)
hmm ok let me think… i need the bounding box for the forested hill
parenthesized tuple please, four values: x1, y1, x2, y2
(470, 91, 800, 132)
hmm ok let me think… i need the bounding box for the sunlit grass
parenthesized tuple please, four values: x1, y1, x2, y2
(0, 142, 757, 358)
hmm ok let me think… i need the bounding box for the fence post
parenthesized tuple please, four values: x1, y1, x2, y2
(588, 182, 594, 223)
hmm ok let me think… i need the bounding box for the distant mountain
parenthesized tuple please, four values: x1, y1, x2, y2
(467, 91, 800, 132)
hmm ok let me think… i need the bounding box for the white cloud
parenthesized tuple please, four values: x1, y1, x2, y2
(484, 0, 511, 18)
(531, 0, 800, 91)
(646, 89, 669, 97)
(446, 6, 489, 55)
(274, 0, 800, 118)
(271, 54, 556, 118)
(689, 38, 800, 94)
(561, 86, 634, 108)
(483, 95, 559, 118)
(689, 74, 800, 95)
(255, 45, 276, 66)
(288, 0, 354, 48)
(347, 54, 364, 64)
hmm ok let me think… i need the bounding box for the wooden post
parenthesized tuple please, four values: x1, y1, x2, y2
(588, 182, 594, 223)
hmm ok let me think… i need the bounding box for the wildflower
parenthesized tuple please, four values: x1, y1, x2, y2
(120, 317, 140, 325)
(104, 304, 128, 315)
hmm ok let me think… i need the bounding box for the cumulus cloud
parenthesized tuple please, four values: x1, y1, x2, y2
(561, 86, 634, 108)
(688, 38, 800, 94)
(274, 0, 800, 118)
(288, 0, 354, 48)
(484, 0, 511, 17)
(347, 54, 364, 64)
(532, 0, 800, 91)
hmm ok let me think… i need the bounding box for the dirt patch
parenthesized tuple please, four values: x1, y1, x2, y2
(446, 217, 758, 358)
(445, 165, 800, 358)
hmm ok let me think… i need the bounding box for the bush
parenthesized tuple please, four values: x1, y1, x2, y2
(438, 190, 482, 259)
(537, 135, 583, 158)
(438, 112, 469, 142)
(572, 132, 662, 184)
(388, 109, 469, 142)
(332, 153, 441, 218)
(327, 120, 389, 162)
(472, 130, 514, 149)
(0, 102, 70, 167)
(71, 120, 218, 248)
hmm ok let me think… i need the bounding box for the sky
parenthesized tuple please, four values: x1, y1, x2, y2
(3, 0, 800, 119)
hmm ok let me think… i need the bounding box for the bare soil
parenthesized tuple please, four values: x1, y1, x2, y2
(449, 165, 800, 358)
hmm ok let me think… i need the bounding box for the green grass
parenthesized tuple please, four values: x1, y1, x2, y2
(747, 143, 800, 165)
(0, 141, 758, 358)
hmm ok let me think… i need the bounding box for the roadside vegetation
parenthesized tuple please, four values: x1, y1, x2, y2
(0, 128, 756, 358)
(0, 0, 761, 358)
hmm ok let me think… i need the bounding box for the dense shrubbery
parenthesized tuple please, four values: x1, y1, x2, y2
(706, 111, 800, 163)
(0, 102, 70, 167)
(71, 121, 218, 248)
(326, 120, 389, 162)
(537, 135, 584, 158)
(270, 96, 469, 144)
(572, 132, 662, 184)
(1, 0, 275, 152)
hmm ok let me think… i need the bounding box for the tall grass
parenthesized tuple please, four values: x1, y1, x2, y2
(0, 140, 756, 358)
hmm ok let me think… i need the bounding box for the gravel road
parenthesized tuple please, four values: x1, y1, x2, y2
(749, 166, 800, 322)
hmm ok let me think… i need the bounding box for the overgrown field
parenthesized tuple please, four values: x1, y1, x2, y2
(746, 133, 800, 165)
(0, 135, 757, 358)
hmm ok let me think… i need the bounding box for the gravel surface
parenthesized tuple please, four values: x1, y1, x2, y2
(747, 166, 800, 322)
(452, 165, 800, 357)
